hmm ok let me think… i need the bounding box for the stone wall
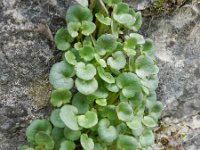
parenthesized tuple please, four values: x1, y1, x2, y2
(0, 0, 199, 149)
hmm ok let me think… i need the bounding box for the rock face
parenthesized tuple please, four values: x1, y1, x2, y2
(0, 0, 199, 149)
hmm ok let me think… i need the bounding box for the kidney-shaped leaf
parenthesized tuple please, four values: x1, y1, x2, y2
(107, 51, 126, 70)
(95, 13, 111, 25)
(72, 92, 89, 114)
(54, 28, 73, 51)
(116, 102, 133, 122)
(140, 129, 155, 147)
(65, 51, 77, 65)
(35, 131, 54, 150)
(135, 55, 157, 79)
(78, 45, 95, 62)
(50, 109, 65, 128)
(50, 88, 72, 107)
(66, 4, 93, 23)
(60, 140, 75, 150)
(117, 135, 138, 150)
(68, 22, 81, 38)
(81, 21, 96, 36)
(49, 61, 74, 90)
(60, 105, 80, 131)
(75, 78, 98, 95)
(26, 119, 52, 144)
(97, 66, 115, 84)
(64, 127, 81, 141)
(142, 116, 157, 128)
(75, 62, 96, 80)
(98, 119, 118, 143)
(78, 111, 98, 128)
(80, 134, 94, 150)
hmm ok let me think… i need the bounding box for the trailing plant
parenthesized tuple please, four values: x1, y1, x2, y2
(20, 0, 163, 150)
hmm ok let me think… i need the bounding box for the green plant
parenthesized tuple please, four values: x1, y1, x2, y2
(20, 0, 163, 150)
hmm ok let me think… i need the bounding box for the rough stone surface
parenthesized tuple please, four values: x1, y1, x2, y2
(0, 0, 199, 150)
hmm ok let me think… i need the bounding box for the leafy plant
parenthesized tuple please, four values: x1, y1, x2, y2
(20, 0, 163, 150)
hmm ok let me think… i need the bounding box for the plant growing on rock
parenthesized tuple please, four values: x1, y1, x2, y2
(20, 0, 163, 150)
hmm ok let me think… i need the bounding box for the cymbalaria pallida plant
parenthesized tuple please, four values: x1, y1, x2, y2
(20, 0, 163, 150)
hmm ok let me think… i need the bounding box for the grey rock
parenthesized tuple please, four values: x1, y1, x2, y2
(0, 0, 200, 149)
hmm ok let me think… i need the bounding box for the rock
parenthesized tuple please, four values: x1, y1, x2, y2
(0, 0, 199, 149)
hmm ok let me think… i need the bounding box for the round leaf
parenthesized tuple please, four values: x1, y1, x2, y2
(66, 5, 93, 23)
(64, 127, 81, 141)
(80, 134, 94, 150)
(96, 34, 118, 54)
(140, 129, 155, 147)
(95, 13, 111, 25)
(98, 119, 118, 143)
(78, 45, 95, 62)
(75, 78, 98, 95)
(96, 99, 107, 106)
(142, 116, 157, 128)
(116, 102, 133, 122)
(131, 12, 142, 31)
(60, 140, 75, 150)
(78, 111, 98, 128)
(50, 109, 65, 128)
(72, 92, 89, 114)
(81, 21, 96, 36)
(35, 132, 54, 150)
(68, 22, 81, 38)
(75, 62, 96, 80)
(107, 51, 126, 70)
(50, 88, 72, 107)
(54, 28, 73, 51)
(97, 66, 115, 84)
(49, 61, 74, 90)
(94, 54, 107, 68)
(64, 51, 77, 65)
(117, 135, 138, 150)
(60, 105, 80, 131)
(26, 119, 52, 144)
(105, 83, 119, 93)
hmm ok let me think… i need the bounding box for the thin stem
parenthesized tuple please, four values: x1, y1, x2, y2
(98, 0, 109, 16)
(90, 35, 96, 47)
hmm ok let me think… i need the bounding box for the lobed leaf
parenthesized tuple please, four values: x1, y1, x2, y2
(50, 109, 65, 128)
(80, 134, 94, 150)
(77, 111, 98, 128)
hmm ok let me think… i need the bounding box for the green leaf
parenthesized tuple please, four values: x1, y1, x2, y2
(135, 55, 157, 79)
(96, 34, 118, 55)
(142, 116, 157, 128)
(80, 134, 94, 150)
(60, 105, 80, 131)
(64, 51, 77, 65)
(149, 101, 163, 119)
(116, 102, 133, 122)
(75, 62, 96, 80)
(91, 86, 108, 99)
(51, 128, 65, 150)
(94, 54, 107, 68)
(126, 118, 144, 136)
(78, 45, 95, 61)
(68, 22, 81, 38)
(107, 51, 126, 70)
(66, 5, 93, 23)
(26, 119, 52, 144)
(116, 72, 142, 97)
(49, 61, 74, 90)
(117, 135, 138, 150)
(75, 78, 98, 95)
(97, 66, 115, 84)
(78, 111, 98, 128)
(81, 21, 96, 36)
(54, 28, 73, 51)
(141, 75, 159, 91)
(142, 39, 155, 57)
(103, 0, 122, 7)
(98, 119, 118, 143)
(64, 127, 81, 141)
(60, 140, 75, 150)
(96, 99, 107, 106)
(99, 105, 117, 121)
(113, 3, 136, 27)
(95, 13, 111, 25)
(50, 109, 65, 128)
(72, 92, 89, 114)
(50, 88, 72, 107)
(140, 129, 155, 147)
(105, 83, 119, 93)
(35, 132, 54, 150)
(131, 12, 142, 31)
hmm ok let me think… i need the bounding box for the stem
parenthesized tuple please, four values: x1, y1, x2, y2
(98, 0, 109, 16)
(90, 35, 96, 46)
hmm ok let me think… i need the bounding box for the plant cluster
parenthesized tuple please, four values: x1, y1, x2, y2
(20, 0, 162, 150)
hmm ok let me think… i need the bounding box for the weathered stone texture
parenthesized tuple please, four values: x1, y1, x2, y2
(0, 0, 199, 149)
